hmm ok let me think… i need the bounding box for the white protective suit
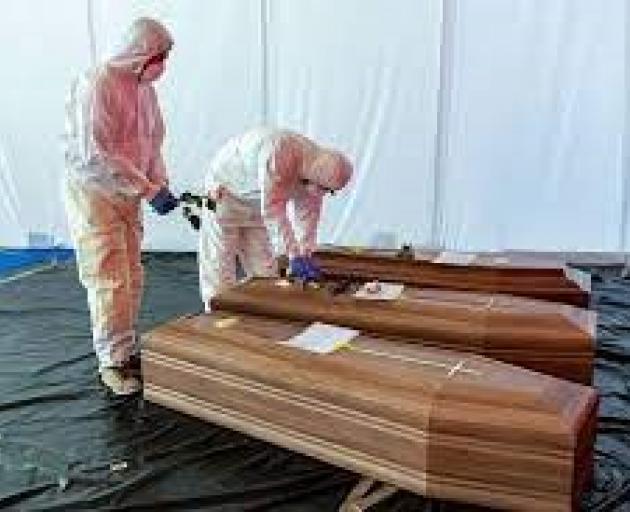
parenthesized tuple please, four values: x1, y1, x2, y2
(63, 18, 173, 369)
(199, 127, 353, 307)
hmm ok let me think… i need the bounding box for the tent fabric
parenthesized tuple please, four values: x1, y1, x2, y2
(0, 254, 629, 511)
(0, 0, 625, 252)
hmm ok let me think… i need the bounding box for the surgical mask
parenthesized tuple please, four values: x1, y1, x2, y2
(140, 51, 169, 82)
(300, 178, 335, 196)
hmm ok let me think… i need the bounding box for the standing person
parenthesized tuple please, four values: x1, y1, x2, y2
(63, 18, 178, 395)
(199, 127, 353, 311)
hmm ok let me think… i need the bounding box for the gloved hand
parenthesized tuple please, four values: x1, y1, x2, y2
(289, 256, 321, 282)
(305, 258, 322, 280)
(149, 186, 179, 215)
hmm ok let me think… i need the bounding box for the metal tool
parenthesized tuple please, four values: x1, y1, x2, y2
(179, 192, 216, 231)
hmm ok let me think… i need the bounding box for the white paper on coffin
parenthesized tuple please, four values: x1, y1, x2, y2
(433, 252, 477, 265)
(281, 322, 360, 354)
(354, 282, 405, 301)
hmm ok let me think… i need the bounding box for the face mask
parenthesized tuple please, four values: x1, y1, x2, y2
(140, 61, 164, 82)
(140, 51, 168, 82)
(300, 178, 335, 196)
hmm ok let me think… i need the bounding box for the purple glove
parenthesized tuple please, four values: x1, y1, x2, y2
(149, 187, 179, 215)
(290, 256, 321, 281)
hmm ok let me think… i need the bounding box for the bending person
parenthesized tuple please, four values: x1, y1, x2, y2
(199, 127, 353, 310)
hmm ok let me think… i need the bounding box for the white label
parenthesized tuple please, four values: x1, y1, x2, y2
(282, 322, 360, 354)
(433, 251, 477, 266)
(354, 282, 405, 301)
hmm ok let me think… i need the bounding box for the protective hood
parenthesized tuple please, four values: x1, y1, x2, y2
(301, 148, 353, 191)
(108, 17, 173, 76)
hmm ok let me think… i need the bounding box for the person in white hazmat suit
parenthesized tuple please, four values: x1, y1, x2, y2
(199, 127, 353, 311)
(63, 18, 179, 395)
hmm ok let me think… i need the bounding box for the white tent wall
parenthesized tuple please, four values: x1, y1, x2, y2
(436, 0, 625, 252)
(0, 0, 626, 255)
(266, 0, 442, 249)
(0, 1, 90, 248)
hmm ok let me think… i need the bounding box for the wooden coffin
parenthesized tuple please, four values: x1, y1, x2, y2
(210, 278, 596, 384)
(142, 311, 598, 512)
(312, 245, 591, 308)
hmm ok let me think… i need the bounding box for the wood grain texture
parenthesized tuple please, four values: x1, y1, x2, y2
(313, 246, 591, 308)
(211, 278, 595, 384)
(142, 312, 597, 511)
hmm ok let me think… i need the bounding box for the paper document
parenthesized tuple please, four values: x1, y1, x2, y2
(433, 251, 477, 266)
(354, 282, 405, 301)
(282, 322, 360, 354)
(490, 256, 510, 265)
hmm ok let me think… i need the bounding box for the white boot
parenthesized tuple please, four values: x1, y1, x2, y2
(99, 367, 141, 396)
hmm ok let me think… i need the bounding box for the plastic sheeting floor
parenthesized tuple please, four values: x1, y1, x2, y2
(1, 253, 629, 511)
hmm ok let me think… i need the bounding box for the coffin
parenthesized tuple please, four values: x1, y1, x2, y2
(142, 311, 598, 512)
(312, 245, 591, 308)
(210, 278, 596, 384)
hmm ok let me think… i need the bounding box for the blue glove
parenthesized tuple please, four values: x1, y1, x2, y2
(290, 256, 321, 281)
(305, 258, 322, 280)
(289, 256, 308, 280)
(149, 187, 179, 215)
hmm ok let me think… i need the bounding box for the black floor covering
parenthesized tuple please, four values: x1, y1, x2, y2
(1, 254, 628, 511)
